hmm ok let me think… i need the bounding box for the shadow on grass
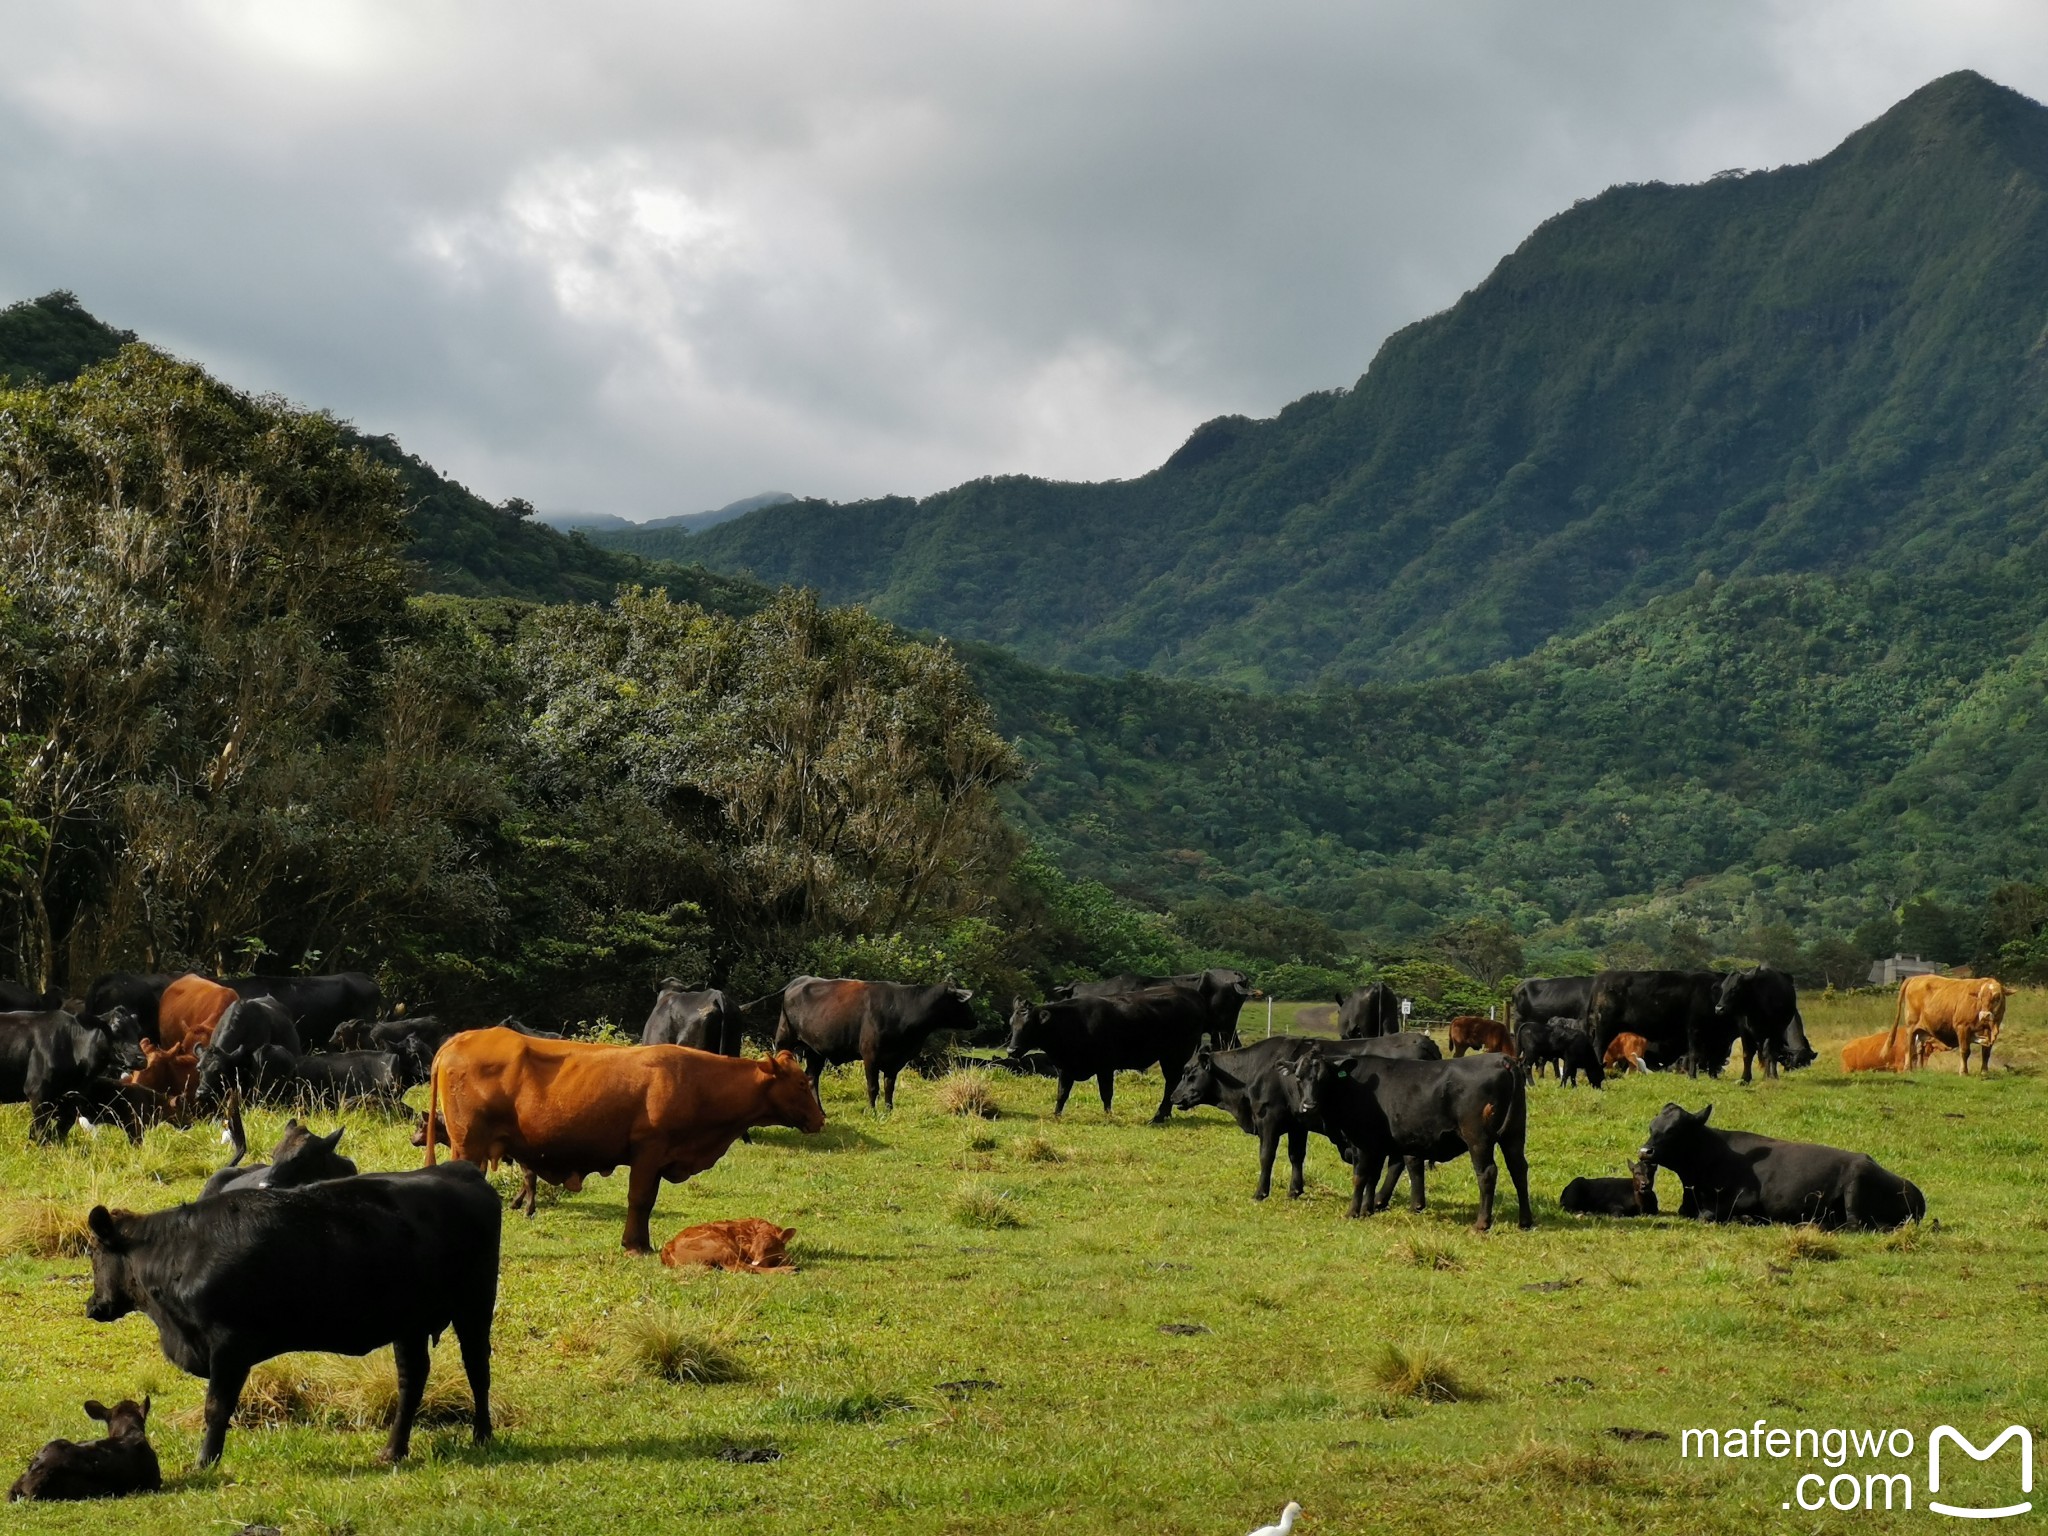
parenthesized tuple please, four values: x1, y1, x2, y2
(428, 1431, 785, 1468)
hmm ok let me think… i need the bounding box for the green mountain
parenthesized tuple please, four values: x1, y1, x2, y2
(610, 72, 2048, 690)
(0, 291, 760, 615)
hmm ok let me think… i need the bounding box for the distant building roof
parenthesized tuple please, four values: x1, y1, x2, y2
(1869, 953, 1945, 986)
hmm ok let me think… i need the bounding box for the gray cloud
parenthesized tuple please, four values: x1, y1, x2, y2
(1, 1, 2042, 516)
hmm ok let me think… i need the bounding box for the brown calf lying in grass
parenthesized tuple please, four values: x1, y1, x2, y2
(1446, 1015, 1516, 1058)
(1841, 1027, 1945, 1073)
(8, 1398, 160, 1501)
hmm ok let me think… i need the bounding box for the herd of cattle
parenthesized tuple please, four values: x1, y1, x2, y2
(0, 958, 2001, 1494)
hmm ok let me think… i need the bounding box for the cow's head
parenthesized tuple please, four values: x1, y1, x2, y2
(92, 1005, 146, 1052)
(1711, 969, 1752, 1016)
(1627, 1158, 1658, 1213)
(84, 1207, 143, 1322)
(191, 1046, 238, 1110)
(1274, 1053, 1336, 1117)
(762, 1050, 826, 1134)
(84, 1396, 150, 1441)
(1170, 1050, 1218, 1111)
(1003, 997, 1048, 1061)
(1638, 1101, 1710, 1165)
(270, 1121, 356, 1184)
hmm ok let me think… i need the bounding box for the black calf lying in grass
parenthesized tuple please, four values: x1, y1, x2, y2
(201, 1097, 357, 1200)
(1639, 1103, 1925, 1230)
(1559, 1159, 1659, 1216)
(8, 1398, 161, 1501)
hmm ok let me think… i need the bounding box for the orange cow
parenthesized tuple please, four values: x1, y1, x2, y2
(426, 1031, 824, 1253)
(155, 975, 237, 1053)
(1888, 975, 2008, 1075)
(122, 1042, 200, 1115)
(659, 1218, 797, 1273)
(1602, 1032, 1651, 1074)
(1842, 1027, 1921, 1073)
(1447, 1015, 1516, 1058)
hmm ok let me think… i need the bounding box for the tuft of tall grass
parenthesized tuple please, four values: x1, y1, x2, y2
(935, 1070, 1000, 1119)
(1781, 1228, 1842, 1263)
(0, 1199, 91, 1258)
(623, 1313, 747, 1385)
(952, 1182, 1022, 1229)
(1012, 1135, 1064, 1163)
(171, 1353, 508, 1431)
(1373, 1343, 1471, 1404)
(1396, 1237, 1463, 1272)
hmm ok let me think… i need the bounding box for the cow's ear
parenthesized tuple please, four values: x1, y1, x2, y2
(1694, 1103, 1713, 1125)
(86, 1205, 123, 1252)
(952, 988, 974, 1003)
(138, 1395, 150, 1423)
(83, 1400, 108, 1422)
(322, 1127, 345, 1151)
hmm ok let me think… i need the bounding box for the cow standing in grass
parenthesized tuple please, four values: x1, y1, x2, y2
(1888, 975, 2007, 1074)
(771, 977, 978, 1111)
(1004, 987, 1211, 1122)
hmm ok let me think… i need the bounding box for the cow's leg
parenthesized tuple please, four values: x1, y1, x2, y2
(1151, 1056, 1183, 1124)
(1348, 1153, 1376, 1219)
(884, 1069, 902, 1112)
(1469, 1142, 1501, 1233)
(862, 1057, 882, 1112)
(1502, 1132, 1535, 1231)
(454, 1306, 494, 1445)
(1370, 1156, 1402, 1211)
(805, 1052, 826, 1106)
(1959, 1032, 1973, 1075)
(1285, 1126, 1308, 1199)
(621, 1158, 663, 1255)
(380, 1333, 431, 1464)
(1404, 1156, 1426, 1213)
(1981, 1032, 1996, 1074)
(1738, 1039, 1755, 1084)
(1052, 1072, 1075, 1116)
(1096, 1070, 1115, 1114)
(199, 1357, 251, 1468)
(1253, 1119, 1281, 1200)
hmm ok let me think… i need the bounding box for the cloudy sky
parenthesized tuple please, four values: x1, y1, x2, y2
(2, 2, 2044, 519)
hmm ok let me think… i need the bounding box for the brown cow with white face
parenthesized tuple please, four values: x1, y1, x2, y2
(1887, 975, 2008, 1074)
(425, 1032, 823, 1253)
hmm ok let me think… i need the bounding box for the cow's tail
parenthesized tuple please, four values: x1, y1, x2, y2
(223, 1089, 247, 1167)
(424, 1052, 442, 1167)
(1884, 980, 1909, 1060)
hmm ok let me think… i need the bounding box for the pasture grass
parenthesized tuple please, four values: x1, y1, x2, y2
(0, 989, 2042, 1531)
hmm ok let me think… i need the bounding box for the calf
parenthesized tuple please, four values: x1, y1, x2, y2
(1274, 1052, 1533, 1231)
(1602, 1032, 1651, 1074)
(1841, 1027, 1928, 1074)
(1516, 1016, 1605, 1086)
(208, 997, 302, 1061)
(202, 1105, 357, 1200)
(1638, 1102, 1924, 1229)
(8, 1398, 160, 1501)
(1447, 1015, 1516, 1058)
(123, 1042, 200, 1113)
(1560, 1160, 1659, 1217)
(86, 1163, 500, 1466)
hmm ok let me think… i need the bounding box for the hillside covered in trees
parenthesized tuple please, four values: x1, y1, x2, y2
(618, 72, 2048, 691)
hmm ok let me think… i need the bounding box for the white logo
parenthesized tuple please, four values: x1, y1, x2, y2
(1929, 1425, 2032, 1519)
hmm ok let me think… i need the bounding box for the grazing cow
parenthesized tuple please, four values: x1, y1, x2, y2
(1051, 970, 1254, 1050)
(224, 973, 381, 1052)
(1337, 981, 1400, 1039)
(156, 975, 238, 1053)
(1888, 975, 2008, 1075)
(200, 1045, 406, 1108)
(1447, 1015, 1516, 1058)
(1170, 1033, 1441, 1200)
(1638, 1102, 1924, 1229)
(1559, 1160, 1659, 1217)
(1602, 1032, 1652, 1074)
(0, 979, 62, 1013)
(642, 982, 743, 1054)
(1003, 986, 1211, 1122)
(80, 973, 175, 1039)
(1514, 1017, 1605, 1087)
(8, 1398, 160, 1502)
(1273, 1051, 1533, 1231)
(209, 996, 302, 1060)
(772, 977, 978, 1111)
(1512, 976, 1596, 1030)
(425, 1033, 823, 1253)
(0, 1011, 136, 1142)
(203, 1108, 356, 1200)
(85, 1164, 500, 1466)
(1587, 970, 1739, 1080)
(1712, 966, 1816, 1078)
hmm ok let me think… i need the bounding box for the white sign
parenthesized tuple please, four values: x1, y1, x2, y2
(1400, 998, 1412, 1017)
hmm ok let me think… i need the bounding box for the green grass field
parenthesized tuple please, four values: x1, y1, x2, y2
(0, 991, 2041, 1534)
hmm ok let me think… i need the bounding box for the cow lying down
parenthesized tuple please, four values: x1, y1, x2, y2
(8, 1397, 160, 1501)
(1639, 1103, 1925, 1230)
(85, 1163, 500, 1467)
(1559, 1159, 1659, 1217)
(659, 1218, 797, 1273)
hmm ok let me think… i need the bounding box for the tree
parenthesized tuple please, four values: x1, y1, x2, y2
(1431, 918, 1525, 990)
(1897, 898, 1966, 964)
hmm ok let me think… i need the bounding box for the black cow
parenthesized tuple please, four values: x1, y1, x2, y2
(8, 1398, 161, 1501)
(1337, 981, 1400, 1039)
(1511, 975, 1596, 1030)
(772, 976, 978, 1110)
(1639, 1103, 1925, 1229)
(0, 1011, 139, 1141)
(85, 1163, 500, 1466)
(224, 973, 380, 1052)
(1514, 1016, 1605, 1087)
(80, 973, 175, 1039)
(203, 1107, 356, 1201)
(1005, 986, 1216, 1122)
(1273, 1051, 1533, 1230)
(1171, 1033, 1442, 1199)
(199, 1045, 406, 1108)
(0, 980, 62, 1013)
(1053, 970, 1254, 1050)
(209, 997, 302, 1060)
(1713, 966, 1816, 1077)
(1559, 1160, 1659, 1217)
(1586, 969, 1743, 1080)
(641, 982, 742, 1054)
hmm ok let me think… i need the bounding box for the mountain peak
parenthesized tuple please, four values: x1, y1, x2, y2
(1830, 69, 2048, 172)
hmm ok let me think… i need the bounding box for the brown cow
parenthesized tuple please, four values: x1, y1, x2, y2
(1888, 975, 2008, 1075)
(123, 1042, 199, 1114)
(659, 1218, 796, 1273)
(155, 975, 236, 1053)
(1602, 1032, 1651, 1074)
(425, 1033, 824, 1253)
(1446, 1015, 1516, 1058)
